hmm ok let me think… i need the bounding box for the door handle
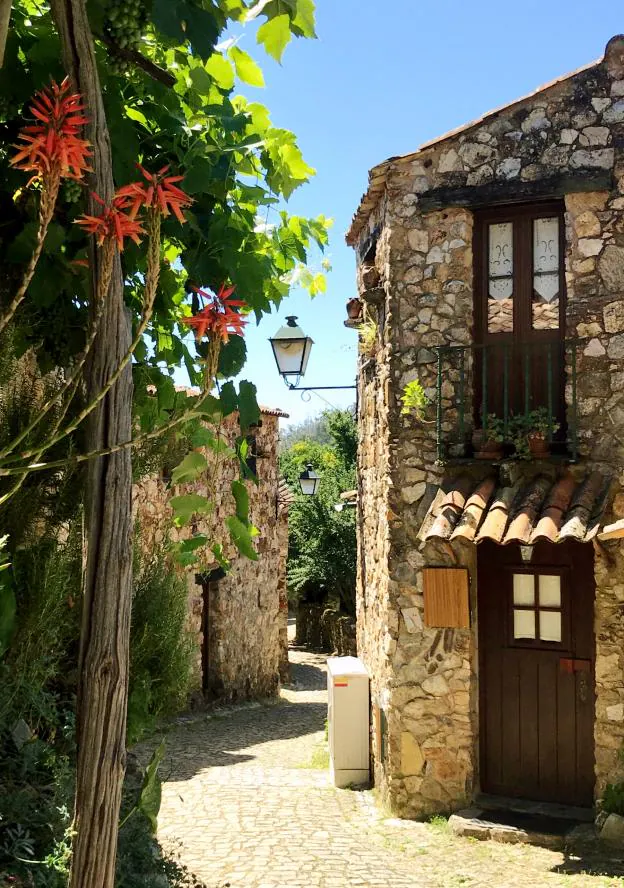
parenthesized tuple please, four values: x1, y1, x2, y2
(578, 670, 590, 704)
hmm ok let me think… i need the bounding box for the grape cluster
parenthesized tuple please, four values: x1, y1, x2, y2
(62, 180, 83, 204)
(104, 0, 149, 56)
(0, 95, 20, 122)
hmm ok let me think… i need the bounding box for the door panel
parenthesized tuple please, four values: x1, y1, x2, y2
(478, 540, 595, 806)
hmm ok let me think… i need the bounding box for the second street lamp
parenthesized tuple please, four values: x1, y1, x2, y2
(298, 464, 320, 496)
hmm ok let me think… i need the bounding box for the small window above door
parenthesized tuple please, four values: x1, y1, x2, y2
(511, 572, 564, 645)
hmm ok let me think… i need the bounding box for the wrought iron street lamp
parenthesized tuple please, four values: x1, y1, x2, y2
(269, 317, 356, 392)
(269, 316, 314, 385)
(298, 464, 320, 496)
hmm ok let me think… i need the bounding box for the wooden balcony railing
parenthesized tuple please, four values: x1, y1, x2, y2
(432, 339, 580, 464)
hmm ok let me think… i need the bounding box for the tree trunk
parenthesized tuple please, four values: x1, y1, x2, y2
(0, 0, 12, 67)
(49, 3, 133, 887)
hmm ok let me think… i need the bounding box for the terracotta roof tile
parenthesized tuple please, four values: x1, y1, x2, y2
(420, 471, 611, 546)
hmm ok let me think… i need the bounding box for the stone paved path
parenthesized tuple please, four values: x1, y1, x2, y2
(153, 645, 624, 888)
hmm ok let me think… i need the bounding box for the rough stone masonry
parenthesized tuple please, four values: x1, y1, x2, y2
(134, 406, 289, 703)
(348, 36, 624, 818)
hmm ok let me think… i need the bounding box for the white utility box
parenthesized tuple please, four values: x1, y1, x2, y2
(327, 656, 370, 788)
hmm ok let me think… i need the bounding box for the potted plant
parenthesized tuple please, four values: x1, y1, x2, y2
(346, 296, 363, 320)
(512, 408, 560, 458)
(472, 414, 506, 460)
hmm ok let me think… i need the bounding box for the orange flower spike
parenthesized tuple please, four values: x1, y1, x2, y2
(76, 193, 145, 251)
(11, 77, 92, 181)
(182, 283, 247, 344)
(118, 163, 193, 222)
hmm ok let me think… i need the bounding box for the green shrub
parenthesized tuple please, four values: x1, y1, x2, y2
(602, 781, 624, 816)
(128, 546, 195, 745)
(0, 531, 80, 887)
(280, 409, 357, 616)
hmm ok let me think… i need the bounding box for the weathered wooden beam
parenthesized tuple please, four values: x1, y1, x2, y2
(418, 171, 614, 213)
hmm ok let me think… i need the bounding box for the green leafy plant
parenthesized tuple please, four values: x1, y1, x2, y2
(400, 379, 429, 421)
(358, 319, 378, 358)
(480, 414, 506, 444)
(280, 409, 357, 616)
(120, 740, 165, 834)
(602, 781, 624, 817)
(483, 414, 506, 443)
(127, 547, 195, 745)
(0, 2, 327, 880)
(472, 414, 507, 459)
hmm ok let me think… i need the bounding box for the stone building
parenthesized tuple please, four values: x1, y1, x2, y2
(134, 403, 290, 702)
(347, 36, 624, 818)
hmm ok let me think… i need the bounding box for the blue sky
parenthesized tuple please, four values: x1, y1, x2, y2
(229, 1, 623, 428)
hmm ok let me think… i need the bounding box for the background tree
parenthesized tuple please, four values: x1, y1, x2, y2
(280, 408, 357, 616)
(0, 1, 328, 884)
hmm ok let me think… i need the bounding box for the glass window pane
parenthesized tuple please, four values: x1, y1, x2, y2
(513, 573, 535, 605)
(539, 575, 561, 608)
(533, 217, 559, 330)
(488, 222, 513, 333)
(514, 609, 536, 639)
(539, 610, 562, 643)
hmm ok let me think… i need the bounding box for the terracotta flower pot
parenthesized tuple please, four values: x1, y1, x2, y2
(472, 429, 504, 460)
(527, 432, 550, 457)
(475, 441, 504, 460)
(346, 297, 363, 320)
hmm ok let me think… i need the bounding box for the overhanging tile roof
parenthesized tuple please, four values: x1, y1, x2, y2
(419, 471, 611, 546)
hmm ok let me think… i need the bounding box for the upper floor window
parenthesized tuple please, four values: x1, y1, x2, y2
(477, 202, 565, 339)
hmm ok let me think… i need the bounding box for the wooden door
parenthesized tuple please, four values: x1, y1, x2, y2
(478, 540, 595, 806)
(201, 579, 210, 693)
(473, 202, 566, 436)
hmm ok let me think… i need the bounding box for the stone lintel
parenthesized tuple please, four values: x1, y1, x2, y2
(418, 171, 614, 212)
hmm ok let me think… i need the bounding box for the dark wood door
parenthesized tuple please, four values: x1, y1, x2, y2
(201, 579, 210, 693)
(473, 202, 566, 436)
(478, 540, 595, 806)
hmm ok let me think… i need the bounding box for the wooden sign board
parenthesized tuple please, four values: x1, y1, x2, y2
(423, 567, 470, 628)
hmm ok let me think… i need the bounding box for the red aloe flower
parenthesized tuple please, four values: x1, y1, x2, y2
(76, 192, 145, 251)
(116, 164, 193, 223)
(11, 77, 92, 181)
(182, 283, 247, 343)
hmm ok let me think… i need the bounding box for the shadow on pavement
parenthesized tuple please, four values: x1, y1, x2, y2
(137, 652, 328, 782)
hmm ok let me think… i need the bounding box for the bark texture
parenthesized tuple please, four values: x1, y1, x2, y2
(0, 0, 11, 68)
(49, 3, 133, 887)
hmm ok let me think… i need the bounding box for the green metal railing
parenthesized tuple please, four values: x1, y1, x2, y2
(432, 339, 580, 464)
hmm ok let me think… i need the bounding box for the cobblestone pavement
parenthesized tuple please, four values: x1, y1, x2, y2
(153, 645, 624, 888)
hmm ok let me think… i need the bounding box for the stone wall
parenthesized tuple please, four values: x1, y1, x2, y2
(134, 410, 288, 702)
(355, 203, 400, 791)
(295, 603, 356, 656)
(352, 36, 624, 817)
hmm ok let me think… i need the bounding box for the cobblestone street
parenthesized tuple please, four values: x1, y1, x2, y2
(154, 644, 624, 888)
